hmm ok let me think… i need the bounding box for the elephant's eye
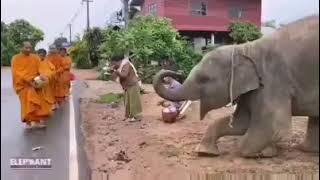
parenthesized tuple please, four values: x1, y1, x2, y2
(197, 74, 210, 83)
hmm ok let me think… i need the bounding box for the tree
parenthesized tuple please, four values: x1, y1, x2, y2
(1, 22, 14, 66)
(99, 16, 202, 82)
(106, 10, 123, 26)
(229, 21, 262, 44)
(1, 19, 44, 66)
(6, 19, 44, 48)
(129, 6, 140, 19)
(83, 27, 104, 67)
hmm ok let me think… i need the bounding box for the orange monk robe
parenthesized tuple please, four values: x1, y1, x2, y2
(39, 59, 56, 107)
(60, 56, 72, 97)
(47, 54, 66, 103)
(12, 53, 52, 123)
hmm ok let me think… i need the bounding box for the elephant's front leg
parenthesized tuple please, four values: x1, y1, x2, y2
(240, 94, 291, 158)
(196, 100, 250, 156)
(299, 116, 319, 152)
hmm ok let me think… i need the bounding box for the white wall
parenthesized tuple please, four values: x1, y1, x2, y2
(193, 37, 206, 53)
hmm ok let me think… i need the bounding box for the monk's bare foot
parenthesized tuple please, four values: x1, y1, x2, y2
(25, 124, 33, 130)
(37, 120, 47, 128)
(25, 121, 38, 130)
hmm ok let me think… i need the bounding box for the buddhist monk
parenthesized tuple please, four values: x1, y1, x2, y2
(12, 42, 52, 129)
(37, 48, 57, 110)
(47, 45, 65, 105)
(59, 47, 72, 97)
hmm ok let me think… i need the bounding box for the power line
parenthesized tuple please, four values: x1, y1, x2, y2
(70, 4, 84, 25)
(54, 3, 84, 41)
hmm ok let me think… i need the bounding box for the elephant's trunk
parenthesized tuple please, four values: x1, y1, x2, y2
(153, 70, 190, 102)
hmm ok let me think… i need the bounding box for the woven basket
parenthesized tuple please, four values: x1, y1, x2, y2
(162, 107, 178, 123)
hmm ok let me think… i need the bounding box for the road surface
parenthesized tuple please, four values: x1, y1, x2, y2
(1, 68, 90, 180)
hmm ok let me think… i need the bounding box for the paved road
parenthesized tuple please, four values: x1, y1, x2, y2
(1, 68, 90, 180)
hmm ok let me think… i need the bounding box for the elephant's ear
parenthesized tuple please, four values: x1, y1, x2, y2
(232, 54, 261, 98)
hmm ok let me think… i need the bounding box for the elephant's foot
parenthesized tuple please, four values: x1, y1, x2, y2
(298, 117, 319, 153)
(195, 143, 220, 157)
(297, 142, 319, 153)
(240, 145, 278, 158)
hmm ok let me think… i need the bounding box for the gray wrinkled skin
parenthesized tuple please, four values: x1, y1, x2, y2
(153, 15, 319, 157)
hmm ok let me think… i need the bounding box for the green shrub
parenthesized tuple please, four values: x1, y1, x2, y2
(96, 93, 123, 104)
(69, 40, 92, 69)
(229, 21, 262, 44)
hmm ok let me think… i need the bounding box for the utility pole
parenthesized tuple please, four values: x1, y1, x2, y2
(122, 0, 130, 57)
(68, 24, 72, 43)
(122, 0, 129, 29)
(83, 0, 93, 32)
(82, 0, 93, 65)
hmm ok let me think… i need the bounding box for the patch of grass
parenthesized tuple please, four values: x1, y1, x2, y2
(97, 93, 123, 104)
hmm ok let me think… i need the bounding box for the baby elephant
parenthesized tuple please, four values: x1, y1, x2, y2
(153, 15, 319, 157)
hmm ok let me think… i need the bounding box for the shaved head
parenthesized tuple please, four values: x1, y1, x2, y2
(59, 47, 67, 57)
(22, 41, 32, 47)
(49, 44, 58, 54)
(21, 41, 33, 56)
(37, 48, 47, 60)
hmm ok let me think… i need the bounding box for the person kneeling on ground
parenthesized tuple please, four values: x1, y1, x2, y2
(110, 54, 143, 122)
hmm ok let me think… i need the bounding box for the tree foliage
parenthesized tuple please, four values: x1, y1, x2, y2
(1, 20, 44, 66)
(6, 19, 44, 48)
(68, 39, 91, 69)
(229, 21, 262, 44)
(99, 16, 202, 83)
(68, 27, 104, 69)
(84, 27, 104, 67)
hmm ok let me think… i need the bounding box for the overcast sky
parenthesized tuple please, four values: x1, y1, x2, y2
(1, 0, 319, 49)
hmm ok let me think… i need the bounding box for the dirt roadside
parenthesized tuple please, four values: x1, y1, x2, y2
(74, 69, 319, 180)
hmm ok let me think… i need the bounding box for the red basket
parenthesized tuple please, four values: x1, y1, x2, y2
(162, 107, 178, 123)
